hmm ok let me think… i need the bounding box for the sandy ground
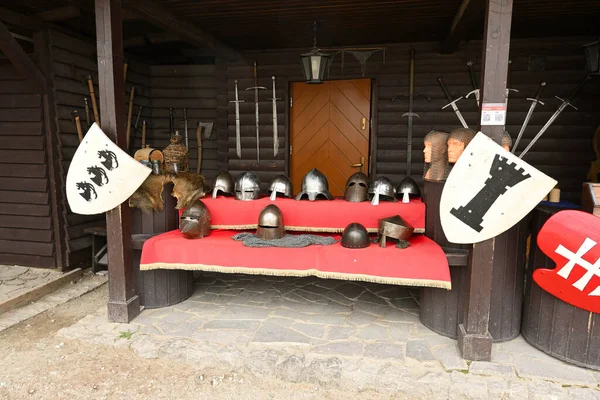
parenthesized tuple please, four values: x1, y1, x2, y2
(0, 283, 386, 400)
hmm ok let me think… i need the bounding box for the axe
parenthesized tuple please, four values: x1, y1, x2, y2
(125, 86, 136, 151)
(196, 121, 214, 174)
(71, 110, 84, 143)
(81, 75, 100, 126)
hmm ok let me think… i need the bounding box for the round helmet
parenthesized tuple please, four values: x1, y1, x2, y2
(295, 168, 334, 201)
(179, 200, 211, 239)
(344, 172, 369, 202)
(396, 177, 421, 203)
(368, 176, 397, 206)
(268, 175, 293, 201)
(341, 222, 370, 249)
(212, 171, 234, 199)
(256, 204, 285, 240)
(234, 172, 261, 201)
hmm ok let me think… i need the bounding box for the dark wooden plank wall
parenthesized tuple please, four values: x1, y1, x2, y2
(224, 36, 600, 202)
(48, 30, 152, 267)
(0, 61, 56, 268)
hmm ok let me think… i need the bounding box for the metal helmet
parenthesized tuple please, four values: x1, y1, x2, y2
(234, 172, 261, 201)
(212, 171, 234, 199)
(256, 204, 285, 240)
(396, 177, 421, 203)
(368, 176, 397, 206)
(344, 172, 369, 202)
(179, 199, 211, 239)
(268, 175, 293, 201)
(295, 168, 334, 201)
(378, 215, 414, 248)
(341, 223, 370, 249)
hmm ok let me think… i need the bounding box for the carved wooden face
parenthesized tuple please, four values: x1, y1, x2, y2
(447, 138, 465, 163)
(502, 144, 510, 152)
(423, 141, 432, 163)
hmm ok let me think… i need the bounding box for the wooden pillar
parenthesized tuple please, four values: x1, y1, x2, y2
(457, 0, 513, 361)
(95, 0, 140, 322)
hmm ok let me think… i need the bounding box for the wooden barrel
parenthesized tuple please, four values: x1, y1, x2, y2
(134, 146, 164, 164)
(521, 205, 600, 370)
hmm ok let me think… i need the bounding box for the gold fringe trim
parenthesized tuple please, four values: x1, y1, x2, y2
(211, 224, 425, 234)
(139, 262, 451, 290)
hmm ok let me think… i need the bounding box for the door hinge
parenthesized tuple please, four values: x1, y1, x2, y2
(290, 97, 293, 108)
(290, 145, 292, 155)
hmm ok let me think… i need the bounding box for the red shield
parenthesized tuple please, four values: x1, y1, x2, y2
(533, 210, 600, 314)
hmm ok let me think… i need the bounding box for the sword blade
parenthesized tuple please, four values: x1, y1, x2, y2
(519, 104, 567, 158)
(232, 80, 242, 159)
(271, 76, 279, 157)
(454, 108, 469, 129)
(254, 88, 260, 164)
(512, 101, 537, 154)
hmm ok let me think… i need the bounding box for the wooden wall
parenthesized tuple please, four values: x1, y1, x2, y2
(0, 61, 56, 268)
(223, 36, 600, 203)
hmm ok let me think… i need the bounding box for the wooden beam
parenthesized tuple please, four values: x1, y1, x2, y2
(0, 7, 46, 29)
(440, 0, 486, 54)
(457, 0, 513, 361)
(0, 19, 46, 94)
(123, 32, 181, 48)
(37, 6, 81, 22)
(95, 0, 140, 323)
(122, 0, 240, 61)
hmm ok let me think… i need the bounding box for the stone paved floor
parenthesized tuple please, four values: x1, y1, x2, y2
(0, 265, 64, 304)
(58, 273, 600, 398)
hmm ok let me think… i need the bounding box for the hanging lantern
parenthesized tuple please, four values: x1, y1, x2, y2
(583, 39, 600, 75)
(300, 22, 333, 84)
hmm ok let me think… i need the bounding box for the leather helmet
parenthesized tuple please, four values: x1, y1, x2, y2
(396, 176, 421, 203)
(268, 175, 293, 201)
(378, 215, 414, 248)
(256, 204, 285, 240)
(344, 172, 369, 202)
(212, 171, 234, 199)
(368, 176, 397, 206)
(179, 199, 211, 239)
(295, 168, 334, 201)
(341, 222, 370, 249)
(234, 172, 261, 201)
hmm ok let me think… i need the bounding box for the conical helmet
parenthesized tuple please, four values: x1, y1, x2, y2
(212, 171, 234, 199)
(341, 222, 370, 249)
(295, 168, 333, 201)
(368, 176, 397, 206)
(396, 177, 421, 203)
(268, 175, 293, 201)
(344, 172, 369, 202)
(234, 172, 261, 201)
(378, 215, 414, 248)
(256, 204, 285, 240)
(179, 200, 211, 239)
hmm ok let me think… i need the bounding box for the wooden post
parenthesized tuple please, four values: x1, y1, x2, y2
(457, 0, 513, 361)
(95, 0, 140, 323)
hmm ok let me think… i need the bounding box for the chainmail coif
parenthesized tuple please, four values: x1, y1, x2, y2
(423, 130, 450, 181)
(232, 232, 338, 248)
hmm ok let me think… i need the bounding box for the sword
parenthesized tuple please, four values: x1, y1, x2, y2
(269, 76, 281, 157)
(519, 75, 591, 158)
(230, 80, 244, 158)
(245, 61, 266, 164)
(183, 108, 189, 149)
(466, 61, 480, 108)
(437, 77, 468, 128)
(512, 81, 546, 154)
(83, 97, 91, 129)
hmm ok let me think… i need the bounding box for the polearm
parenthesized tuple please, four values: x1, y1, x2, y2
(437, 77, 469, 128)
(519, 75, 592, 158)
(512, 81, 546, 154)
(245, 61, 267, 164)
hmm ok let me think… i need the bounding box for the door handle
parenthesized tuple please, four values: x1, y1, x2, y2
(361, 117, 367, 130)
(350, 156, 366, 173)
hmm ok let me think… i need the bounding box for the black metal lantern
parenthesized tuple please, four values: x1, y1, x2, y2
(583, 39, 600, 75)
(300, 22, 334, 84)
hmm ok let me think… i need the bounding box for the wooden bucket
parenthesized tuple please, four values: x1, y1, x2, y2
(134, 146, 164, 164)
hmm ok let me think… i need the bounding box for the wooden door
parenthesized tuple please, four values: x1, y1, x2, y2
(290, 79, 371, 197)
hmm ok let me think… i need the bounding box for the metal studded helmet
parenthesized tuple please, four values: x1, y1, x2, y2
(295, 168, 334, 201)
(212, 171, 234, 199)
(179, 200, 211, 239)
(344, 172, 369, 202)
(256, 204, 285, 240)
(341, 222, 370, 249)
(268, 175, 293, 201)
(396, 177, 421, 203)
(368, 176, 397, 206)
(234, 172, 261, 201)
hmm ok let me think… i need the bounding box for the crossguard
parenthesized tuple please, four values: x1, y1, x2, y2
(401, 112, 420, 118)
(555, 96, 579, 111)
(229, 99, 245, 103)
(269, 97, 281, 101)
(507, 88, 519, 93)
(466, 89, 480, 98)
(246, 86, 267, 91)
(442, 96, 463, 109)
(526, 97, 545, 106)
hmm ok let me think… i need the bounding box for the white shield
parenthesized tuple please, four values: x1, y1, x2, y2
(440, 132, 556, 244)
(66, 123, 151, 215)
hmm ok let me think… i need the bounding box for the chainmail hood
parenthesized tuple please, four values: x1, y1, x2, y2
(423, 130, 449, 181)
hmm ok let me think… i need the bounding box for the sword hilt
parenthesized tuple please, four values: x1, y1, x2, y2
(466, 89, 480, 98)
(401, 112, 420, 118)
(525, 97, 545, 106)
(554, 96, 579, 111)
(442, 97, 463, 109)
(245, 86, 267, 91)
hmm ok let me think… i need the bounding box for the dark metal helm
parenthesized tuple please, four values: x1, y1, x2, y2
(234, 172, 261, 201)
(179, 200, 211, 239)
(368, 176, 397, 206)
(212, 171, 234, 199)
(396, 177, 421, 203)
(268, 175, 293, 201)
(344, 172, 369, 202)
(256, 204, 285, 240)
(378, 215, 414, 248)
(295, 168, 334, 201)
(341, 222, 370, 249)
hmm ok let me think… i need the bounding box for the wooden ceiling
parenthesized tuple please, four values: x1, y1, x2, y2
(2, 0, 599, 62)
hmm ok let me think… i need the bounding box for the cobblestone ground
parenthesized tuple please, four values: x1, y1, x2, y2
(0, 265, 64, 303)
(59, 273, 600, 399)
